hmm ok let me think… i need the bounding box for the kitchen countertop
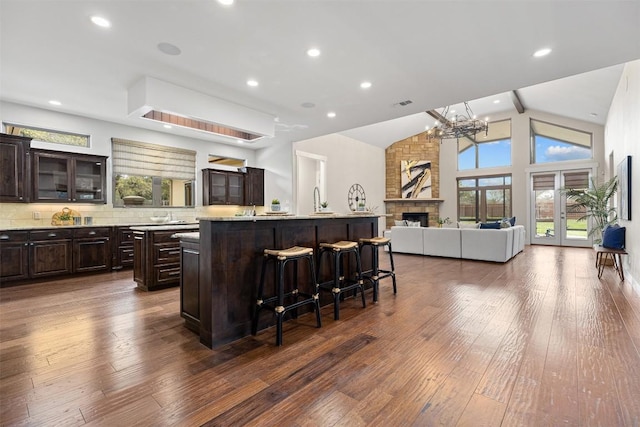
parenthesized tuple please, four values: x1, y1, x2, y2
(197, 212, 380, 221)
(129, 223, 199, 231)
(2, 222, 198, 231)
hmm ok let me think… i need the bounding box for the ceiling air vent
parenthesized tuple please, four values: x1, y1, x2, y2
(392, 100, 413, 107)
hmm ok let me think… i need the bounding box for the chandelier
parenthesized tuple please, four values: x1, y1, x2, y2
(427, 102, 488, 142)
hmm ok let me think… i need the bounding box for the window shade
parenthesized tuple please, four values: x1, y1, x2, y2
(111, 138, 196, 180)
(532, 174, 555, 191)
(563, 171, 589, 189)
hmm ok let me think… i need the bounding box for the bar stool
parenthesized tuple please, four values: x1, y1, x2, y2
(359, 236, 396, 303)
(317, 241, 365, 320)
(251, 246, 321, 346)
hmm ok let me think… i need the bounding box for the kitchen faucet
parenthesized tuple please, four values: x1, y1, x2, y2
(313, 186, 320, 212)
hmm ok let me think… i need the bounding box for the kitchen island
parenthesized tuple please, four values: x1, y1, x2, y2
(195, 214, 378, 348)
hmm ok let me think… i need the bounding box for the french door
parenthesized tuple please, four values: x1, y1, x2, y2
(530, 169, 592, 247)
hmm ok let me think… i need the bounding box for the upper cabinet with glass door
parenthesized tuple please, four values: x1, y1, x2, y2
(31, 149, 107, 203)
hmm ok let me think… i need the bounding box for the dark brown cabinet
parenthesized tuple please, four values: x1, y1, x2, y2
(244, 167, 264, 206)
(0, 134, 31, 203)
(133, 226, 198, 291)
(72, 227, 111, 273)
(202, 167, 264, 206)
(180, 236, 200, 333)
(32, 149, 107, 203)
(113, 226, 135, 269)
(0, 231, 30, 282)
(29, 229, 73, 278)
(0, 226, 117, 284)
(202, 169, 244, 205)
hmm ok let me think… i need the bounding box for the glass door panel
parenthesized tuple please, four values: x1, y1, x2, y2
(530, 170, 591, 247)
(35, 154, 70, 201)
(75, 158, 104, 202)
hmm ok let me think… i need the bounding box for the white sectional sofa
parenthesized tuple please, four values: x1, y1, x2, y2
(390, 225, 525, 263)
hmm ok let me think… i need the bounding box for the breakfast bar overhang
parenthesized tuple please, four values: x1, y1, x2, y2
(196, 214, 378, 348)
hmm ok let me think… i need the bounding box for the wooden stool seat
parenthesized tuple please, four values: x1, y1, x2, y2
(252, 246, 321, 346)
(319, 241, 359, 251)
(264, 246, 314, 259)
(317, 240, 365, 320)
(359, 236, 396, 303)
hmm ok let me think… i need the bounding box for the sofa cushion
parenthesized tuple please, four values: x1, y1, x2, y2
(461, 228, 514, 262)
(602, 224, 625, 249)
(390, 226, 424, 254)
(422, 228, 462, 258)
(479, 222, 501, 229)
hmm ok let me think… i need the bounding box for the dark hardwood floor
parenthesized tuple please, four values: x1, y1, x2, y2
(1, 245, 639, 426)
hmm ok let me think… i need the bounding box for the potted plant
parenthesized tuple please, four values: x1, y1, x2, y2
(271, 198, 281, 212)
(437, 217, 451, 228)
(357, 202, 366, 212)
(320, 201, 329, 212)
(563, 176, 618, 244)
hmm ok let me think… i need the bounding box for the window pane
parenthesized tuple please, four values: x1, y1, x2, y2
(478, 176, 506, 187)
(458, 179, 476, 188)
(531, 119, 592, 164)
(114, 175, 153, 206)
(458, 190, 477, 223)
(478, 139, 511, 168)
(4, 123, 89, 147)
(534, 189, 555, 238)
(458, 146, 476, 170)
(486, 189, 510, 221)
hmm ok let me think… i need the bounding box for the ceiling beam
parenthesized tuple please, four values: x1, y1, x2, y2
(510, 90, 525, 114)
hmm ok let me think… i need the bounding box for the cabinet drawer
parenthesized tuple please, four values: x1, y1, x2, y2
(155, 264, 181, 284)
(73, 227, 111, 239)
(152, 230, 182, 244)
(154, 242, 181, 263)
(118, 228, 134, 245)
(0, 230, 29, 242)
(30, 229, 73, 241)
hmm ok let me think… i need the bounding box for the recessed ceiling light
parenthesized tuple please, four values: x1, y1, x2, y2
(493, 99, 500, 104)
(236, 139, 244, 144)
(158, 42, 181, 56)
(590, 112, 598, 117)
(327, 111, 336, 118)
(163, 124, 172, 129)
(218, 0, 234, 5)
(533, 47, 552, 57)
(307, 48, 321, 57)
(48, 100, 61, 106)
(360, 81, 372, 89)
(246, 79, 259, 87)
(90, 16, 111, 28)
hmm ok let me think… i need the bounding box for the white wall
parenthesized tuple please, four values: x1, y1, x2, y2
(605, 60, 640, 285)
(291, 133, 386, 233)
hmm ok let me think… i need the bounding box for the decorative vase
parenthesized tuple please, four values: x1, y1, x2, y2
(271, 204, 281, 212)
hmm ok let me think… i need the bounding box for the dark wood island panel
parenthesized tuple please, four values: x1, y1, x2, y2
(197, 215, 378, 348)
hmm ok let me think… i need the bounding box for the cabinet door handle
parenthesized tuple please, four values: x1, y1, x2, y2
(48, 233, 57, 237)
(168, 250, 180, 256)
(0, 235, 9, 240)
(89, 231, 96, 235)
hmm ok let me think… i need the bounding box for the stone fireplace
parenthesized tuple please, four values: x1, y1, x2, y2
(384, 131, 443, 229)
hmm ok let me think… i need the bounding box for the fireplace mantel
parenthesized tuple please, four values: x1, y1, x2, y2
(384, 198, 444, 203)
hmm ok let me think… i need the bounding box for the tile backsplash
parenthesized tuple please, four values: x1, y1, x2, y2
(0, 203, 263, 229)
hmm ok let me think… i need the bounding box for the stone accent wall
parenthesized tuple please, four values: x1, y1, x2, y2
(385, 132, 442, 229)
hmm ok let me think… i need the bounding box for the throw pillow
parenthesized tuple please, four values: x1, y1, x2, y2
(458, 222, 480, 229)
(394, 220, 406, 226)
(479, 222, 501, 229)
(508, 216, 516, 226)
(602, 224, 625, 249)
(500, 219, 511, 228)
(407, 221, 421, 227)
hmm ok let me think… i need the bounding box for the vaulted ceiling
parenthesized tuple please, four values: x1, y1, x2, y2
(1, 1, 639, 149)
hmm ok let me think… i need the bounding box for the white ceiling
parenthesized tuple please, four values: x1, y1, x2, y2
(1, 1, 639, 150)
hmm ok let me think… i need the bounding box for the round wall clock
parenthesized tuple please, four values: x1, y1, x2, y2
(347, 183, 366, 211)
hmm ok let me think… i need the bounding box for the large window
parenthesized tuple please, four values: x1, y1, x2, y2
(3, 123, 90, 147)
(458, 119, 511, 170)
(458, 175, 512, 224)
(531, 119, 592, 164)
(112, 138, 196, 207)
